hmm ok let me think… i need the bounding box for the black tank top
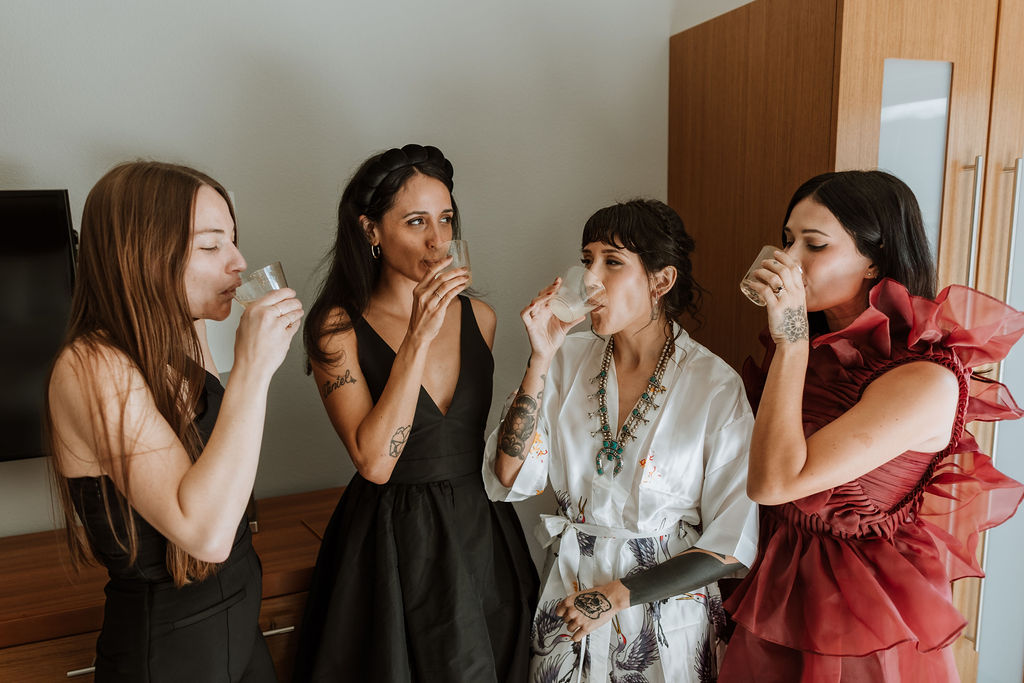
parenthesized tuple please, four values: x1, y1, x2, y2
(67, 368, 250, 582)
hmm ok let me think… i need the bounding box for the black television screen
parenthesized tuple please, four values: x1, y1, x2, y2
(1, 190, 77, 462)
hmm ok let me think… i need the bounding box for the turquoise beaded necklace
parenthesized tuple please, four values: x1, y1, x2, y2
(589, 335, 672, 476)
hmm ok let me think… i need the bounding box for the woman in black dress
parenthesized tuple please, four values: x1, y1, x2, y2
(47, 161, 303, 682)
(294, 144, 538, 682)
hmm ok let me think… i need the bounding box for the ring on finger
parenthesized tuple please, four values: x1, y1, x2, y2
(774, 285, 785, 296)
(435, 290, 443, 300)
(273, 303, 283, 316)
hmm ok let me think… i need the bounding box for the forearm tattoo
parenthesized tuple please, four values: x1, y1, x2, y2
(498, 391, 538, 460)
(321, 369, 357, 398)
(574, 591, 612, 620)
(782, 305, 809, 342)
(388, 425, 411, 458)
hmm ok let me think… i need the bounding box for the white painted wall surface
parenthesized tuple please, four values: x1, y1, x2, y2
(0, 0, 692, 565)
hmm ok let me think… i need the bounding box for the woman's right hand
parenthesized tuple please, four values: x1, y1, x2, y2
(233, 287, 303, 377)
(521, 278, 581, 361)
(408, 259, 471, 346)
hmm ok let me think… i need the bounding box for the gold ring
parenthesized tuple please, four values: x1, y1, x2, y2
(435, 291, 443, 300)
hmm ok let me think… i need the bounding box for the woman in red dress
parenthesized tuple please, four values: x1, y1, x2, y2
(719, 170, 1024, 682)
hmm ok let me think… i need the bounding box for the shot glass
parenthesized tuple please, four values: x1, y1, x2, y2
(739, 246, 781, 306)
(549, 266, 606, 323)
(234, 261, 288, 306)
(438, 239, 471, 283)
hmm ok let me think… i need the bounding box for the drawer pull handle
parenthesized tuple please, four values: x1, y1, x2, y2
(262, 625, 295, 638)
(67, 666, 96, 678)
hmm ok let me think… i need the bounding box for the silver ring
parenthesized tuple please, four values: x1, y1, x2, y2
(435, 290, 443, 300)
(273, 303, 283, 316)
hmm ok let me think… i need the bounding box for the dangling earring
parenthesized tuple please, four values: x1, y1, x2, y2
(650, 295, 660, 321)
(370, 243, 381, 259)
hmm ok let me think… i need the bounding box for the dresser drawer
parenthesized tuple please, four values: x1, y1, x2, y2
(0, 630, 97, 681)
(259, 591, 309, 681)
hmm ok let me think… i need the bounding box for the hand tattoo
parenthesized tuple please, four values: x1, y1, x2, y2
(322, 369, 357, 398)
(499, 391, 538, 460)
(388, 425, 411, 458)
(782, 305, 809, 343)
(574, 591, 612, 619)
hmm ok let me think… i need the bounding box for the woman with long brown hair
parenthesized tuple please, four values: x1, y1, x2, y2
(46, 160, 302, 682)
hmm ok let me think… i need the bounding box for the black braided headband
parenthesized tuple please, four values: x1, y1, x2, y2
(356, 144, 454, 210)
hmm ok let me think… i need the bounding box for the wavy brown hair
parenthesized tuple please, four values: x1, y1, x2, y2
(46, 160, 235, 587)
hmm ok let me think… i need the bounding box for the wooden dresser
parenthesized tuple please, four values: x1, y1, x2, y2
(0, 487, 342, 682)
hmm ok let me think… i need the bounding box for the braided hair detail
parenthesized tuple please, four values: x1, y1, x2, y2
(356, 144, 454, 211)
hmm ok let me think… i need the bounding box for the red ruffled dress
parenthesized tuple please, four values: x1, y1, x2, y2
(720, 279, 1024, 683)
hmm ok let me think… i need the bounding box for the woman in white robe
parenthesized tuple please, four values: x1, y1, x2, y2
(484, 199, 758, 683)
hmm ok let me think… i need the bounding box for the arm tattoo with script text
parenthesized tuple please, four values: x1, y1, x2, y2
(574, 591, 612, 619)
(782, 305, 809, 343)
(389, 425, 411, 458)
(321, 369, 357, 399)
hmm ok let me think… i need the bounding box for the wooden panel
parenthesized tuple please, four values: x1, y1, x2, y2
(0, 487, 340, 650)
(668, 0, 838, 370)
(0, 529, 106, 650)
(251, 486, 341, 598)
(975, 0, 1024, 301)
(833, 0, 999, 290)
(0, 630, 97, 682)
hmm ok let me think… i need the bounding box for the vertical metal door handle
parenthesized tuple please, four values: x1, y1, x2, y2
(966, 155, 985, 289)
(1002, 157, 1023, 303)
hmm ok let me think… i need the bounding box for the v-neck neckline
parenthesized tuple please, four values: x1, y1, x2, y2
(360, 300, 466, 418)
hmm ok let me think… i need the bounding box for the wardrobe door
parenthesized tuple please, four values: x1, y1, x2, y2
(668, 0, 838, 370)
(974, 1, 1024, 681)
(834, 0, 999, 292)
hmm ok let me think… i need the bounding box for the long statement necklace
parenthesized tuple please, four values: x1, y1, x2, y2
(589, 335, 673, 476)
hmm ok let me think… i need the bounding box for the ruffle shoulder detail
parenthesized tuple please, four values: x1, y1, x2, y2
(728, 279, 1024, 656)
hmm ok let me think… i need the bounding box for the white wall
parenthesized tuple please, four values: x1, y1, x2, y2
(0, 0, 700, 560)
(672, 0, 754, 34)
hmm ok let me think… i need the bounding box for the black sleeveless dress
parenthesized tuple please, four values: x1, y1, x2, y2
(293, 296, 538, 683)
(67, 370, 275, 683)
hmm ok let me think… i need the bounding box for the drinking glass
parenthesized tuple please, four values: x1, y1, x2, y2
(739, 246, 781, 306)
(234, 262, 288, 306)
(549, 266, 605, 322)
(438, 239, 471, 283)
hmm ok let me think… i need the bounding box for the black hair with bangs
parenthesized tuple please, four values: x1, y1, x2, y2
(581, 198, 706, 332)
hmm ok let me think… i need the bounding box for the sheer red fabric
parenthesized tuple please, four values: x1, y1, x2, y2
(721, 279, 1024, 682)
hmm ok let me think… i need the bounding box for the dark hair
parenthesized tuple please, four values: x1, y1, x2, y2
(784, 170, 936, 299)
(304, 144, 458, 368)
(581, 198, 706, 334)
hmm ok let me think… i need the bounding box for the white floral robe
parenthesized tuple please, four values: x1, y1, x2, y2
(484, 327, 758, 683)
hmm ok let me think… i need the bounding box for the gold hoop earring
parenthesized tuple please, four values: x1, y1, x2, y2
(370, 244, 381, 259)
